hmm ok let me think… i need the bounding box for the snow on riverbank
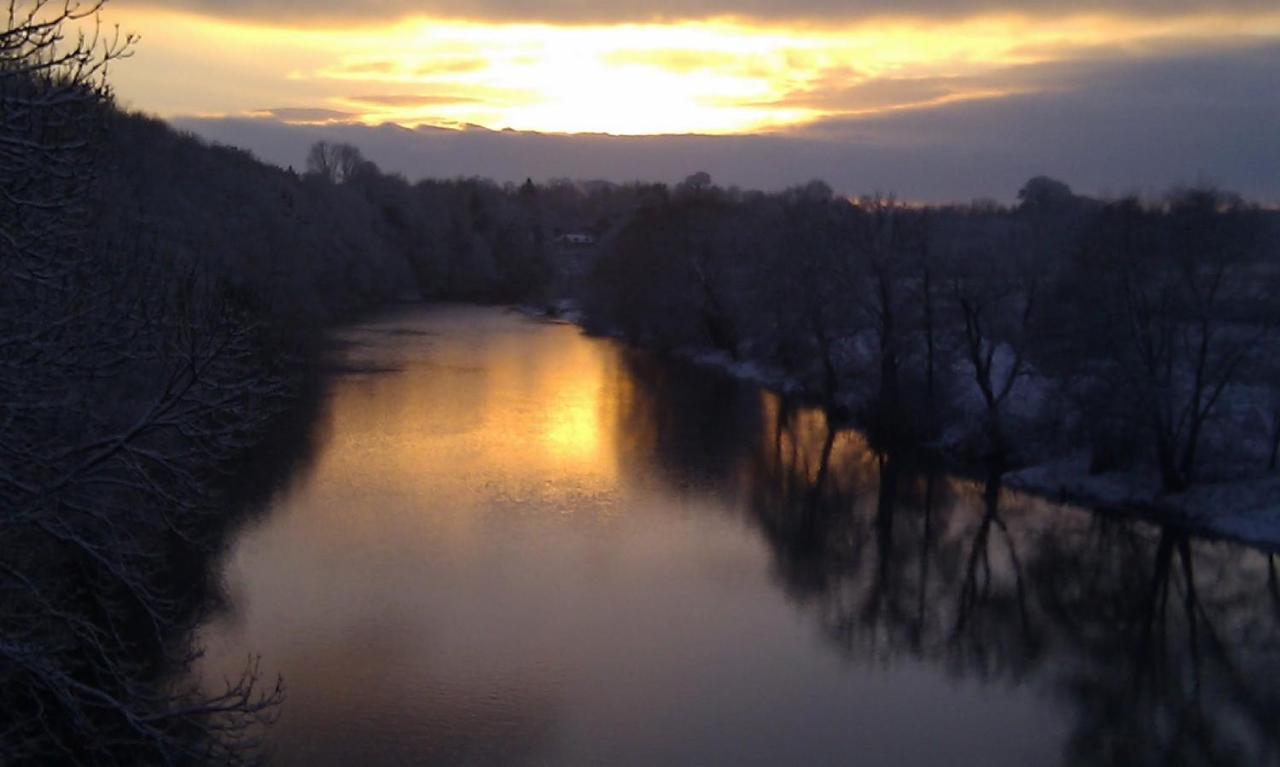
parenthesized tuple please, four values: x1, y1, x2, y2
(679, 348, 802, 393)
(1008, 457, 1280, 551)
(528, 302, 1280, 550)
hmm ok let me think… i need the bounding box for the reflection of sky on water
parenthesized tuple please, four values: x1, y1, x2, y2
(199, 305, 1280, 766)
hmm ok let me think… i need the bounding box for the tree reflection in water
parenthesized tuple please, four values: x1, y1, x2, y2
(614, 351, 1280, 766)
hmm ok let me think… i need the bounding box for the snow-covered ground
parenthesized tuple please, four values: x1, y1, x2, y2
(536, 304, 1280, 550)
(1008, 457, 1280, 551)
(948, 347, 1280, 550)
(678, 347, 802, 393)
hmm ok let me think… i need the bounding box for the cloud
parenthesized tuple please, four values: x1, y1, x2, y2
(121, 0, 1280, 25)
(802, 41, 1280, 140)
(250, 107, 359, 124)
(108, 3, 1280, 138)
(600, 49, 770, 75)
(345, 94, 481, 107)
(756, 73, 1003, 113)
(325, 57, 491, 79)
(174, 42, 1280, 203)
(796, 42, 1280, 195)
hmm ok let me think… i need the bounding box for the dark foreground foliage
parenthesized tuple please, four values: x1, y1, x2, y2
(0, 2, 409, 761)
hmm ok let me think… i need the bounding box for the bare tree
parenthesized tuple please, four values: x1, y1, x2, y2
(775, 182, 848, 401)
(305, 140, 365, 184)
(844, 196, 930, 443)
(912, 215, 947, 438)
(949, 236, 1039, 463)
(2, 2, 284, 761)
(1077, 192, 1274, 491)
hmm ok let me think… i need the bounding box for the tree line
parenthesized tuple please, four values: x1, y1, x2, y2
(581, 174, 1280, 493)
(274, 138, 1280, 496)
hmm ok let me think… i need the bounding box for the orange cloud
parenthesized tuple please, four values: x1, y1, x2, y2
(108, 5, 1280, 135)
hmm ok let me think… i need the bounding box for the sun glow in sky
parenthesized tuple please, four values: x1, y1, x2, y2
(109, 4, 1280, 136)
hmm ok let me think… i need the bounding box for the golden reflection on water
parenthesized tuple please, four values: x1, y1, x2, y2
(542, 388, 603, 462)
(758, 391, 878, 485)
(197, 306, 1280, 766)
(317, 311, 623, 525)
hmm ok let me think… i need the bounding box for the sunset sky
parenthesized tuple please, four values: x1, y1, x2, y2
(109, 1, 1280, 200)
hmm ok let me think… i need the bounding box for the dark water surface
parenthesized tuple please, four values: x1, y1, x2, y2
(198, 305, 1280, 766)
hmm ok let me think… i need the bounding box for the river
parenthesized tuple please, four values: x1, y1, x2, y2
(196, 304, 1280, 766)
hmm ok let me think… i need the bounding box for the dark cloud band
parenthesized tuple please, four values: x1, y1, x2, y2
(124, 0, 1280, 24)
(180, 44, 1280, 203)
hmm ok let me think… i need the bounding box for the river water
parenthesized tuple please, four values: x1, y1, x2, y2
(197, 304, 1280, 766)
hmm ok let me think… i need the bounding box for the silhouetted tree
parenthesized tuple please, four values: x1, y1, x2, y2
(1, 3, 284, 761)
(950, 238, 1040, 463)
(305, 140, 365, 184)
(1072, 191, 1274, 490)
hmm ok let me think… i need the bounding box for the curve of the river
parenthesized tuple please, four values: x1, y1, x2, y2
(197, 304, 1280, 766)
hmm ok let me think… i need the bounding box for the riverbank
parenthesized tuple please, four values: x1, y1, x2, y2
(533, 301, 1280, 551)
(1006, 459, 1280, 552)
